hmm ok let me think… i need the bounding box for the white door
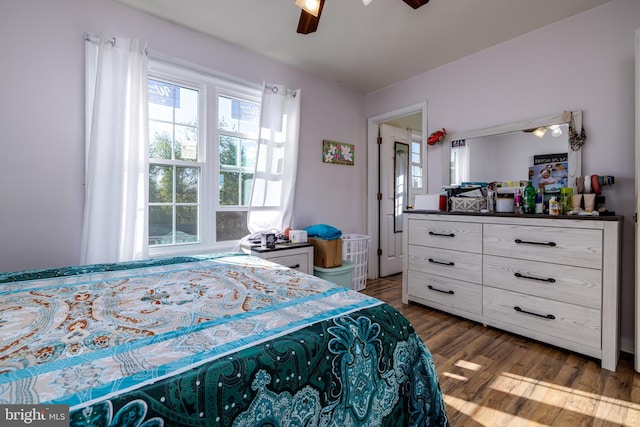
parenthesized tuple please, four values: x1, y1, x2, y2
(379, 124, 411, 277)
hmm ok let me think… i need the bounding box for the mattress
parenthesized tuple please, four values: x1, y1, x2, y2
(0, 253, 449, 426)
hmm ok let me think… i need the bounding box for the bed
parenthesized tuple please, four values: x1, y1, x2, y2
(0, 252, 449, 426)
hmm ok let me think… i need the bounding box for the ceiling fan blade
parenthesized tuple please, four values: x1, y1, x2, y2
(297, 0, 325, 34)
(402, 0, 430, 9)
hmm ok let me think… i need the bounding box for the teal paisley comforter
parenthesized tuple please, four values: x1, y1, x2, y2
(0, 253, 448, 426)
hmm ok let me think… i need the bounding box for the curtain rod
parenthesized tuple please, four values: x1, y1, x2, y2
(84, 33, 296, 95)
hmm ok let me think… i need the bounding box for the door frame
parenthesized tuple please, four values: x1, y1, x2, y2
(634, 27, 639, 372)
(366, 101, 427, 280)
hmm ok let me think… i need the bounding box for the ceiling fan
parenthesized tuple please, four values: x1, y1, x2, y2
(296, 0, 431, 34)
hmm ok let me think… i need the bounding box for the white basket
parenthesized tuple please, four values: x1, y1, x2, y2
(341, 234, 370, 291)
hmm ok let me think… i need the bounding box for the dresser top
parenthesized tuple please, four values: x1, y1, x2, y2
(405, 210, 623, 222)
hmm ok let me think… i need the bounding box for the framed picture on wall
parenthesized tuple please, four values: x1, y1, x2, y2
(322, 140, 354, 166)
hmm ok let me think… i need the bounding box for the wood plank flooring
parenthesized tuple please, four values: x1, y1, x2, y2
(362, 274, 640, 426)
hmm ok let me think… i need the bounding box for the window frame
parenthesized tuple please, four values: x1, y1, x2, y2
(147, 60, 261, 257)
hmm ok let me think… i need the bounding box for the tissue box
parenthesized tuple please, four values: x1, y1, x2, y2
(450, 197, 487, 213)
(289, 230, 308, 243)
(308, 237, 342, 268)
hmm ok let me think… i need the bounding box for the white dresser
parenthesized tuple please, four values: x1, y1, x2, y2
(402, 213, 622, 371)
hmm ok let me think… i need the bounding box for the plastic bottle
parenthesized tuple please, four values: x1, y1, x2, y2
(523, 180, 536, 214)
(487, 189, 495, 212)
(514, 188, 523, 215)
(549, 197, 560, 215)
(535, 186, 544, 214)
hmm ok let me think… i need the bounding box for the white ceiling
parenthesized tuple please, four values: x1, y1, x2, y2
(114, 0, 611, 94)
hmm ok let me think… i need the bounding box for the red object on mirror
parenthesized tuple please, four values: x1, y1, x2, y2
(427, 128, 447, 146)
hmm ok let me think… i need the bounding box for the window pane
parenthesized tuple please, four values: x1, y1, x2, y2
(175, 124, 198, 161)
(174, 86, 198, 125)
(216, 211, 248, 241)
(148, 79, 177, 122)
(218, 96, 260, 134)
(219, 171, 239, 206)
(176, 167, 198, 203)
(241, 173, 253, 205)
(149, 165, 173, 203)
(176, 206, 198, 243)
(241, 138, 257, 168)
(219, 135, 238, 166)
(149, 121, 173, 160)
(149, 205, 173, 246)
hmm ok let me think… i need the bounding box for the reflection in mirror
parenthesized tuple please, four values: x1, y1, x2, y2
(444, 111, 581, 191)
(450, 124, 569, 184)
(394, 142, 409, 232)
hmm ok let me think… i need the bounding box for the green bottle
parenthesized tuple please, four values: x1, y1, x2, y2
(523, 180, 536, 214)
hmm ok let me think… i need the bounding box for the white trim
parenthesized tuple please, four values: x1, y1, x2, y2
(147, 58, 261, 258)
(366, 101, 427, 280)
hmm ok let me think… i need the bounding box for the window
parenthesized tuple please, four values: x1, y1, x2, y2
(148, 79, 201, 246)
(148, 61, 260, 254)
(410, 131, 423, 189)
(450, 139, 469, 185)
(217, 95, 260, 241)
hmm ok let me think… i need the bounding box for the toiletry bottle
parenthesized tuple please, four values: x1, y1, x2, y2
(487, 189, 495, 212)
(535, 186, 544, 214)
(523, 180, 536, 214)
(514, 188, 523, 215)
(549, 196, 560, 215)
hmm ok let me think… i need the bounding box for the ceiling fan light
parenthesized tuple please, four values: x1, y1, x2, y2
(549, 124, 563, 137)
(402, 0, 430, 9)
(295, 0, 321, 17)
(362, 0, 374, 5)
(533, 127, 547, 138)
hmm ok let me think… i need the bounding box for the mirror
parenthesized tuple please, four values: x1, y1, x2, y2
(394, 142, 409, 232)
(444, 111, 582, 191)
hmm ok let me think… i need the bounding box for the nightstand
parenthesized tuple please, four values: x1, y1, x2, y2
(249, 243, 314, 275)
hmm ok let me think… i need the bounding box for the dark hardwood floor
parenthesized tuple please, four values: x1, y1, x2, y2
(362, 274, 640, 426)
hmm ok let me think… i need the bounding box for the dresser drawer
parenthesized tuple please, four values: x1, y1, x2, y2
(267, 253, 311, 274)
(483, 287, 600, 350)
(483, 255, 602, 309)
(483, 224, 602, 268)
(407, 270, 482, 315)
(408, 245, 482, 284)
(407, 219, 482, 253)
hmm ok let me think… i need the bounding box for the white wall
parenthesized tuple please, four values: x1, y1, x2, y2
(0, 0, 366, 272)
(367, 0, 639, 352)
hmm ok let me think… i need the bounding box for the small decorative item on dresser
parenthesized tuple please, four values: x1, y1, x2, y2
(261, 233, 277, 249)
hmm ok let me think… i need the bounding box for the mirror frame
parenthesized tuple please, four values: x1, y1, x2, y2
(442, 110, 582, 191)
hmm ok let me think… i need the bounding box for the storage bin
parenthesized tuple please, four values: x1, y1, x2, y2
(313, 261, 355, 289)
(342, 234, 370, 291)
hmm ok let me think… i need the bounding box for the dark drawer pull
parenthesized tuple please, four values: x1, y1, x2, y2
(514, 272, 556, 283)
(428, 285, 454, 295)
(429, 231, 455, 238)
(515, 238, 556, 247)
(428, 258, 454, 266)
(287, 264, 301, 269)
(514, 306, 555, 320)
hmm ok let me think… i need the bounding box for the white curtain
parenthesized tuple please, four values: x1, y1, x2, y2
(247, 84, 301, 234)
(81, 35, 149, 264)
